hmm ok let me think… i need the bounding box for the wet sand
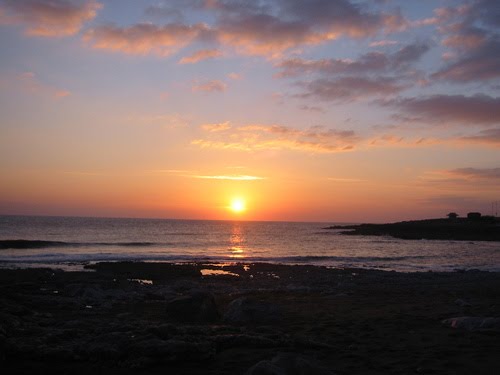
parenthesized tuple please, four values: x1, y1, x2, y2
(1, 262, 500, 374)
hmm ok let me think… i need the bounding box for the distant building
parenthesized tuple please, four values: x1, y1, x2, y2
(467, 212, 482, 220)
(447, 212, 458, 219)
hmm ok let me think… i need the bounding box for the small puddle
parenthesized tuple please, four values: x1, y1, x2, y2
(200, 269, 239, 277)
(128, 278, 154, 285)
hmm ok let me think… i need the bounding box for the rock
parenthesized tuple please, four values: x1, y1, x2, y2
(224, 297, 281, 324)
(165, 291, 219, 323)
(454, 299, 471, 307)
(245, 353, 334, 375)
(130, 338, 215, 362)
(246, 360, 285, 375)
(214, 334, 279, 349)
(442, 316, 500, 332)
(64, 284, 106, 302)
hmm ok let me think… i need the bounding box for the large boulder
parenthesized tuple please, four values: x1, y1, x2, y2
(224, 297, 281, 324)
(165, 291, 219, 323)
(246, 353, 334, 375)
(129, 338, 215, 362)
(442, 316, 500, 332)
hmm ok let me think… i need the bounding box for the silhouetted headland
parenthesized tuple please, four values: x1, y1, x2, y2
(326, 213, 500, 241)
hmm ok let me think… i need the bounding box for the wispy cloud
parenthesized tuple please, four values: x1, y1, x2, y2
(17, 72, 70, 98)
(369, 40, 399, 47)
(385, 94, 500, 127)
(427, 0, 500, 83)
(150, 169, 265, 181)
(192, 175, 265, 181)
(0, 0, 101, 37)
(447, 167, 500, 180)
(276, 42, 429, 102)
(457, 127, 500, 146)
(179, 48, 222, 64)
(227, 72, 242, 80)
(126, 113, 191, 129)
(296, 76, 406, 103)
(327, 177, 365, 183)
(80, 0, 408, 58)
(192, 80, 227, 93)
(276, 42, 430, 77)
(193, 122, 359, 153)
(201, 121, 231, 132)
(84, 23, 211, 56)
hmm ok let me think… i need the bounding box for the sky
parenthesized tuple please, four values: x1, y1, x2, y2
(0, 0, 499, 223)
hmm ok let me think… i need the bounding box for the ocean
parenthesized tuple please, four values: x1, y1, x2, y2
(1, 215, 499, 272)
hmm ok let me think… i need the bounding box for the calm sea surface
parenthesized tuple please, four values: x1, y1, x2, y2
(1, 215, 499, 272)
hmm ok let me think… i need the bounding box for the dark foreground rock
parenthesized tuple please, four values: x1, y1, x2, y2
(224, 297, 281, 324)
(245, 353, 334, 375)
(442, 317, 500, 332)
(1, 262, 500, 374)
(166, 291, 220, 323)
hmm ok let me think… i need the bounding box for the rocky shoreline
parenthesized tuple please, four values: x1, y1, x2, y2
(1, 262, 500, 374)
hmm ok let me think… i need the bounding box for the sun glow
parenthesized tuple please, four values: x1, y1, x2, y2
(230, 198, 246, 213)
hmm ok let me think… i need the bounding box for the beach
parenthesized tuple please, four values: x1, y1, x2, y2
(1, 262, 500, 374)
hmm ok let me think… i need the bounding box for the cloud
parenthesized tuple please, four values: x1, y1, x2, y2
(192, 80, 227, 92)
(84, 23, 211, 56)
(210, 0, 406, 56)
(428, 0, 500, 83)
(149, 168, 265, 181)
(215, 14, 330, 57)
(369, 40, 398, 47)
(276, 42, 430, 77)
(296, 76, 406, 102)
(327, 177, 365, 183)
(17, 72, 71, 98)
(227, 72, 241, 80)
(432, 38, 500, 82)
(447, 167, 500, 180)
(276, 0, 407, 36)
(458, 128, 500, 146)
(0, 0, 101, 37)
(298, 105, 324, 113)
(82, 0, 408, 58)
(275, 42, 429, 102)
(179, 48, 222, 64)
(218, 0, 405, 57)
(192, 175, 265, 181)
(386, 94, 500, 126)
(418, 195, 488, 212)
(193, 122, 359, 153)
(201, 121, 231, 132)
(126, 113, 191, 129)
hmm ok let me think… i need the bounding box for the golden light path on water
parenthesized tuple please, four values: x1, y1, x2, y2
(229, 222, 245, 259)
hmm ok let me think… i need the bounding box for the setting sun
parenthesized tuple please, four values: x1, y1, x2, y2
(230, 198, 246, 213)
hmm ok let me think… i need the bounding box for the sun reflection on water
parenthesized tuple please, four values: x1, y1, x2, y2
(229, 223, 246, 258)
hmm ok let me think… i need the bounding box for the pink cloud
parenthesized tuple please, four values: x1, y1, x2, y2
(0, 0, 101, 37)
(387, 95, 500, 126)
(193, 122, 359, 153)
(81, 0, 409, 58)
(369, 40, 399, 47)
(84, 23, 211, 56)
(201, 121, 231, 132)
(192, 80, 227, 93)
(179, 48, 222, 64)
(17, 72, 71, 98)
(296, 76, 406, 102)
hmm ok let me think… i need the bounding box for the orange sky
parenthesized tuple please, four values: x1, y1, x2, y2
(0, 0, 499, 222)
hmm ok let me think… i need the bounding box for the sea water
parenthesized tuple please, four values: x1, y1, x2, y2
(1, 215, 499, 272)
